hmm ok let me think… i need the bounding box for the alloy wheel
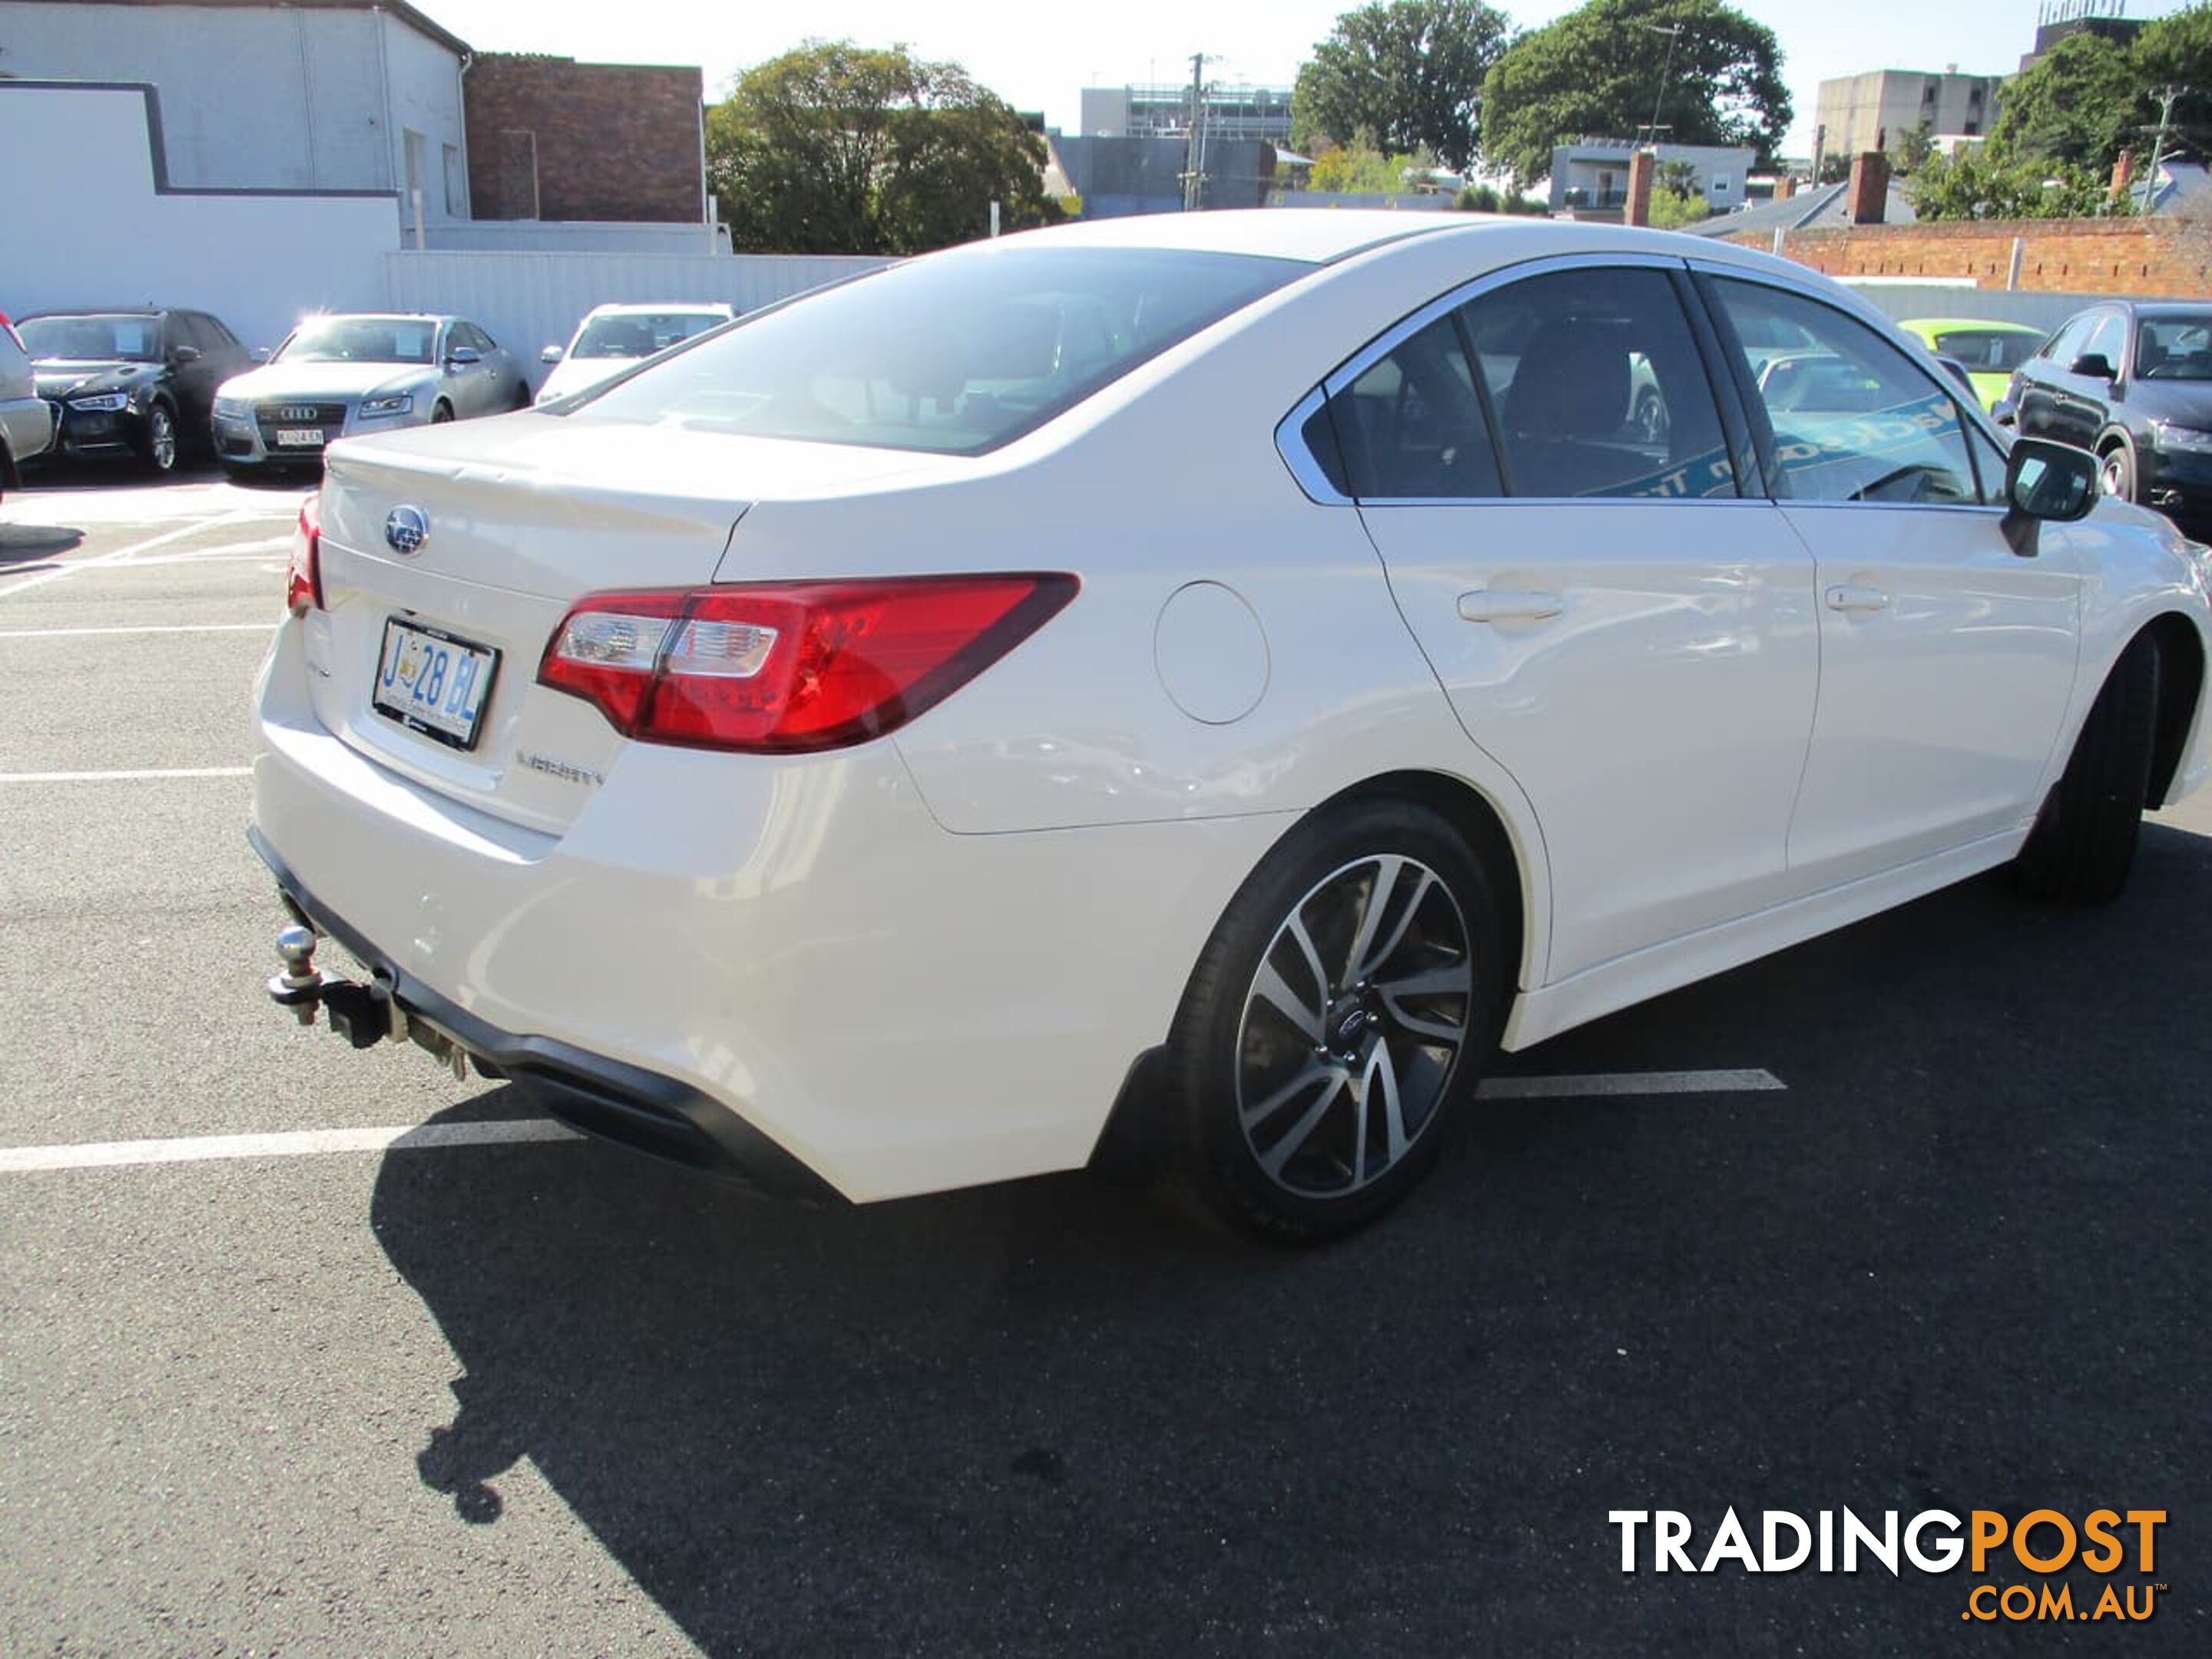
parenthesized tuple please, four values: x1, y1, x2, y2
(147, 408, 177, 472)
(1233, 854, 1473, 1198)
(2101, 452, 2131, 499)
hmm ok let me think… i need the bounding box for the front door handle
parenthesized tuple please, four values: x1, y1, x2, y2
(1825, 583, 1891, 614)
(1459, 588, 1563, 624)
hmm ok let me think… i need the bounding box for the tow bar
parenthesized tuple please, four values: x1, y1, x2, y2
(266, 925, 472, 1081)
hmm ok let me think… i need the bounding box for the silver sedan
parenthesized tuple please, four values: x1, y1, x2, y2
(210, 313, 529, 471)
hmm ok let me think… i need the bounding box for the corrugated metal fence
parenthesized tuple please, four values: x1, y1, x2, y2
(380, 251, 896, 383)
(1843, 283, 2108, 336)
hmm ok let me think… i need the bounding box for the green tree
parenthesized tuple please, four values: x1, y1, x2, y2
(1889, 121, 1935, 176)
(1654, 157, 1699, 194)
(706, 41, 1055, 255)
(1290, 0, 1512, 173)
(1479, 0, 1791, 188)
(1909, 145, 2125, 220)
(1985, 32, 2146, 174)
(1307, 144, 1428, 193)
(1645, 185, 1708, 228)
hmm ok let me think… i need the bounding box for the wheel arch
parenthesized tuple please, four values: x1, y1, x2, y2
(2143, 611, 2205, 808)
(0, 431, 18, 492)
(1318, 768, 1534, 1002)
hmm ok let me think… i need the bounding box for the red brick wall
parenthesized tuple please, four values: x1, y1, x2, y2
(1728, 217, 2212, 296)
(464, 54, 703, 223)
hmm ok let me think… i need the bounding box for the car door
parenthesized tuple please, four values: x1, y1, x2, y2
(1699, 272, 2083, 889)
(2050, 309, 2126, 449)
(163, 313, 220, 430)
(1334, 257, 1820, 982)
(2014, 315, 2091, 439)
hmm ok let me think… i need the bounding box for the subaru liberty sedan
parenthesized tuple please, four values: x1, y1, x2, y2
(252, 213, 2212, 1243)
(214, 313, 527, 473)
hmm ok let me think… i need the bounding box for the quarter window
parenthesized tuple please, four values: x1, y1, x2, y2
(1330, 315, 1500, 500)
(1710, 279, 1979, 505)
(1455, 267, 1736, 499)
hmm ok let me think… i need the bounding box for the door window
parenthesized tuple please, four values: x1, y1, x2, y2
(2076, 313, 2125, 376)
(2041, 316, 2092, 364)
(1455, 266, 1736, 499)
(1330, 314, 1500, 500)
(1709, 279, 1979, 506)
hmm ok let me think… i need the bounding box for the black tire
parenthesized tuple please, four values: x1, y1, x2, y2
(137, 403, 179, 475)
(2015, 637, 2161, 904)
(431, 401, 455, 424)
(2100, 439, 2137, 504)
(1157, 798, 1503, 1244)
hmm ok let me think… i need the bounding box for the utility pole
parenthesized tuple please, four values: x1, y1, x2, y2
(1182, 52, 1207, 211)
(2138, 84, 2184, 213)
(1641, 22, 1685, 148)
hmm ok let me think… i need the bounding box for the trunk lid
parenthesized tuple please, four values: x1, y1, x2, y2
(307, 416, 942, 831)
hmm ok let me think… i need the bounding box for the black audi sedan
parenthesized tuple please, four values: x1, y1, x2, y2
(2005, 301, 2212, 532)
(15, 308, 253, 475)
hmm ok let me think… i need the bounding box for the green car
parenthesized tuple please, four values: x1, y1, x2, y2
(1897, 317, 2050, 413)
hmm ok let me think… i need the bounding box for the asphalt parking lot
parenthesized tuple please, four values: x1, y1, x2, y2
(2, 466, 2207, 1655)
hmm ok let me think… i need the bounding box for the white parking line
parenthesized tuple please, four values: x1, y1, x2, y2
(0, 1120, 582, 1173)
(0, 514, 270, 599)
(1479, 1068, 1786, 1098)
(0, 1071, 1788, 1174)
(0, 622, 273, 639)
(0, 767, 253, 783)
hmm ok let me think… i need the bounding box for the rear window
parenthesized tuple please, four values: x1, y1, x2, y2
(566, 247, 1306, 454)
(572, 311, 728, 359)
(1931, 329, 2040, 373)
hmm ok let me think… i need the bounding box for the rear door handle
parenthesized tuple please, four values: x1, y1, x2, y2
(1825, 584, 1891, 614)
(1459, 588, 1562, 624)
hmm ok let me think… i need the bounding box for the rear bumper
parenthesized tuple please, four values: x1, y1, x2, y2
(250, 827, 838, 1200)
(250, 619, 1282, 1203)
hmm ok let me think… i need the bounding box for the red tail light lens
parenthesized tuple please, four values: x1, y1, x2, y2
(285, 494, 323, 614)
(538, 574, 1078, 753)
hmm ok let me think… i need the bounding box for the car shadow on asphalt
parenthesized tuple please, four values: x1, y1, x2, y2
(0, 523, 83, 563)
(367, 822, 2212, 1652)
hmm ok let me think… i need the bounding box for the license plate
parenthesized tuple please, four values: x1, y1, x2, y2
(373, 619, 498, 750)
(273, 428, 325, 447)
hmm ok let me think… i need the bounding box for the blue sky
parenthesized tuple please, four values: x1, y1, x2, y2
(419, 0, 2196, 157)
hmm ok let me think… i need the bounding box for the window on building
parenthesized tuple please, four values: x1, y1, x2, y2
(444, 144, 465, 218)
(402, 128, 427, 209)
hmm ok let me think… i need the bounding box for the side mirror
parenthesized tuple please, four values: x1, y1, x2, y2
(540, 344, 565, 365)
(446, 344, 482, 367)
(1991, 398, 2018, 429)
(250, 346, 271, 363)
(2002, 436, 2099, 554)
(171, 345, 201, 363)
(2068, 352, 2115, 381)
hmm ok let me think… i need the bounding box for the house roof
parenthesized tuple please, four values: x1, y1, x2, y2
(1682, 179, 1918, 237)
(54, 0, 470, 58)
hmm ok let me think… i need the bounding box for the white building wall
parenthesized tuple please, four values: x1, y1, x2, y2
(379, 8, 468, 224)
(0, 2, 462, 199)
(0, 84, 399, 350)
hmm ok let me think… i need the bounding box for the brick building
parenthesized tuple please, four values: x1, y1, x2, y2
(465, 52, 706, 224)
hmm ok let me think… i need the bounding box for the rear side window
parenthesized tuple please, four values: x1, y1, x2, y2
(1330, 314, 1500, 500)
(572, 247, 1306, 455)
(1710, 280, 1979, 506)
(1456, 267, 1736, 499)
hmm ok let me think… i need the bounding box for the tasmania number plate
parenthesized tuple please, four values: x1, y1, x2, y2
(373, 618, 498, 750)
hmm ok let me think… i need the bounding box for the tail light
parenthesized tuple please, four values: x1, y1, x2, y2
(285, 494, 323, 614)
(538, 573, 1077, 753)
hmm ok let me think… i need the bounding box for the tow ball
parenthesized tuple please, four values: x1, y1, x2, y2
(266, 925, 470, 1078)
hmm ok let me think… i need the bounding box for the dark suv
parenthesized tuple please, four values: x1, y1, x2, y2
(15, 308, 253, 475)
(2005, 301, 2212, 534)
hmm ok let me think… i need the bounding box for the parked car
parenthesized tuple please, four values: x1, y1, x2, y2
(15, 307, 252, 474)
(536, 303, 737, 404)
(2005, 300, 2212, 533)
(211, 313, 528, 473)
(250, 214, 2211, 1244)
(0, 314, 55, 500)
(1897, 317, 2048, 413)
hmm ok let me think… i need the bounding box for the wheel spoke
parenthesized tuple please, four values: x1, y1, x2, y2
(1283, 910, 1331, 1004)
(1364, 1035, 1409, 1167)
(1374, 960, 1469, 1000)
(1251, 960, 1323, 1043)
(1239, 1060, 1335, 1131)
(1258, 1073, 1345, 1181)
(1354, 867, 1435, 982)
(1341, 855, 1404, 984)
(1380, 992, 1466, 1047)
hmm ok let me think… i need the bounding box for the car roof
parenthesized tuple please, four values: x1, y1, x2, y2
(1899, 316, 2045, 334)
(298, 312, 449, 323)
(2131, 303, 2212, 319)
(997, 207, 1487, 264)
(584, 302, 734, 316)
(21, 307, 170, 320)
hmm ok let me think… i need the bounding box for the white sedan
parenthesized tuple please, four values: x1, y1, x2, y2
(251, 212, 2212, 1243)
